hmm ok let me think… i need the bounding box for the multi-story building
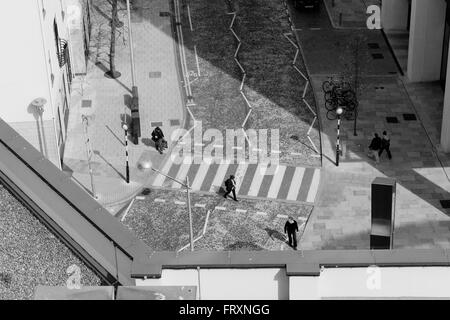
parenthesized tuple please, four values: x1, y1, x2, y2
(0, 0, 91, 169)
(381, 0, 450, 152)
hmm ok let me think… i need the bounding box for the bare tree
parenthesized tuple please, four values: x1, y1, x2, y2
(340, 34, 370, 136)
(106, 0, 122, 78)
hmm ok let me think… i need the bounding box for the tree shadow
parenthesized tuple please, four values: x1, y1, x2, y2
(105, 124, 125, 146)
(94, 61, 132, 93)
(93, 150, 126, 181)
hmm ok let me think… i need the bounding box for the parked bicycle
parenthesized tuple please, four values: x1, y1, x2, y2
(322, 76, 351, 93)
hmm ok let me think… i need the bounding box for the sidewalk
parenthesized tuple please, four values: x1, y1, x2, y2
(323, 0, 381, 29)
(299, 66, 450, 249)
(63, 0, 185, 210)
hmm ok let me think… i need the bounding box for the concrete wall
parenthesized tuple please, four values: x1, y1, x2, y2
(0, 0, 76, 168)
(136, 268, 289, 300)
(66, 0, 88, 74)
(318, 267, 450, 298)
(381, 0, 410, 30)
(408, 0, 447, 82)
(442, 49, 450, 152)
(136, 267, 450, 299)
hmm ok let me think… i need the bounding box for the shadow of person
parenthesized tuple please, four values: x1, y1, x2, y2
(264, 227, 287, 242)
(224, 241, 263, 251)
(141, 137, 155, 147)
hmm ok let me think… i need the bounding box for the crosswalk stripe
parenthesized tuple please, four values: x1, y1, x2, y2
(191, 162, 210, 190)
(286, 167, 305, 200)
(152, 156, 175, 187)
(209, 163, 230, 192)
(277, 166, 296, 199)
(172, 156, 192, 188)
(306, 169, 321, 203)
(297, 167, 315, 202)
(200, 163, 220, 191)
(248, 164, 268, 196)
(234, 162, 249, 191)
(267, 165, 286, 198)
(238, 164, 258, 195)
(186, 163, 200, 186)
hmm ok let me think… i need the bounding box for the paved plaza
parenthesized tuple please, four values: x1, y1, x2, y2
(64, 0, 450, 249)
(63, 0, 184, 208)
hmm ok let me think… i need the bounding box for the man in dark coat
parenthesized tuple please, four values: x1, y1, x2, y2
(378, 130, 392, 159)
(284, 216, 299, 249)
(223, 175, 238, 201)
(367, 133, 382, 164)
(151, 127, 165, 154)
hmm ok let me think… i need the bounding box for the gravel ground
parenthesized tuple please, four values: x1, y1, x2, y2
(180, 0, 321, 166)
(122, 188, 313, 251)
(0, 183, 102, 300)
(181, 0, 247, 133)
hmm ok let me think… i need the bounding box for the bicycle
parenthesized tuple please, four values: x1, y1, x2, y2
(322, 76, 351, 93)
(325, 96, 358, 112)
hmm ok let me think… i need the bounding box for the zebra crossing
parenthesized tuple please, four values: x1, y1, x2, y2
(150, 157, 321, 203)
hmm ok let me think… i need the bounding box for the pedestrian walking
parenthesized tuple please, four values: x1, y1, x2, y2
(378, 130, 392, 160)
(367, 133, 382, 164)
(284, 216, 299, 249)
(223, 175, 238, 201)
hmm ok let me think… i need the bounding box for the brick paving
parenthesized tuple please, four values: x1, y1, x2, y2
(323, 0, 381, 29)
(299, 71, 450, 249)
(288, 0, 450, 250)
(64, 0, 184, 208)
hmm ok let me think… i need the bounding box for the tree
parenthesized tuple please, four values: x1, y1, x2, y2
(339, 34, 370, 136)
(106, 0, 122, 78)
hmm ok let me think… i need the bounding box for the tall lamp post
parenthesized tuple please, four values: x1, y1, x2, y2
(336, 106, 344, 167)
(122, 124, 130, 183)
(82, 115, 97, 198)
(125, 0, 140, 144)
(139, 161, 194, 251)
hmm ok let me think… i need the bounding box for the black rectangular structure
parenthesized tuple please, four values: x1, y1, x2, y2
(371, 177, 396, 249)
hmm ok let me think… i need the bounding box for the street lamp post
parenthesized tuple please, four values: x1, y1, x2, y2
(186, 176, 194, 251)
(141, 164, 194, 251)
(336, 106, 344, 167)
(122, 124, 130, 183)
(82, 115, 97, 198)
(125, 0, 140, 145)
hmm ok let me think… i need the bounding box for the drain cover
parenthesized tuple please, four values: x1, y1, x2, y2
(372, 53, 384, 59)
(149, 71, 162, 78)
(159, 11, 171, 17)
(151, 122, 163, 127)
(403, 113, 417, 121)
(170, 119, 181, 126)
(368, 43, 380, 49)
(386, 116, 399, 124)
(81, 100, 92, 108)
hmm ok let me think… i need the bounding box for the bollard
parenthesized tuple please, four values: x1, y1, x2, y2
(332, 0, 335, 7)
(130, 86, 141, 145)
(339, 12, 343, 26)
